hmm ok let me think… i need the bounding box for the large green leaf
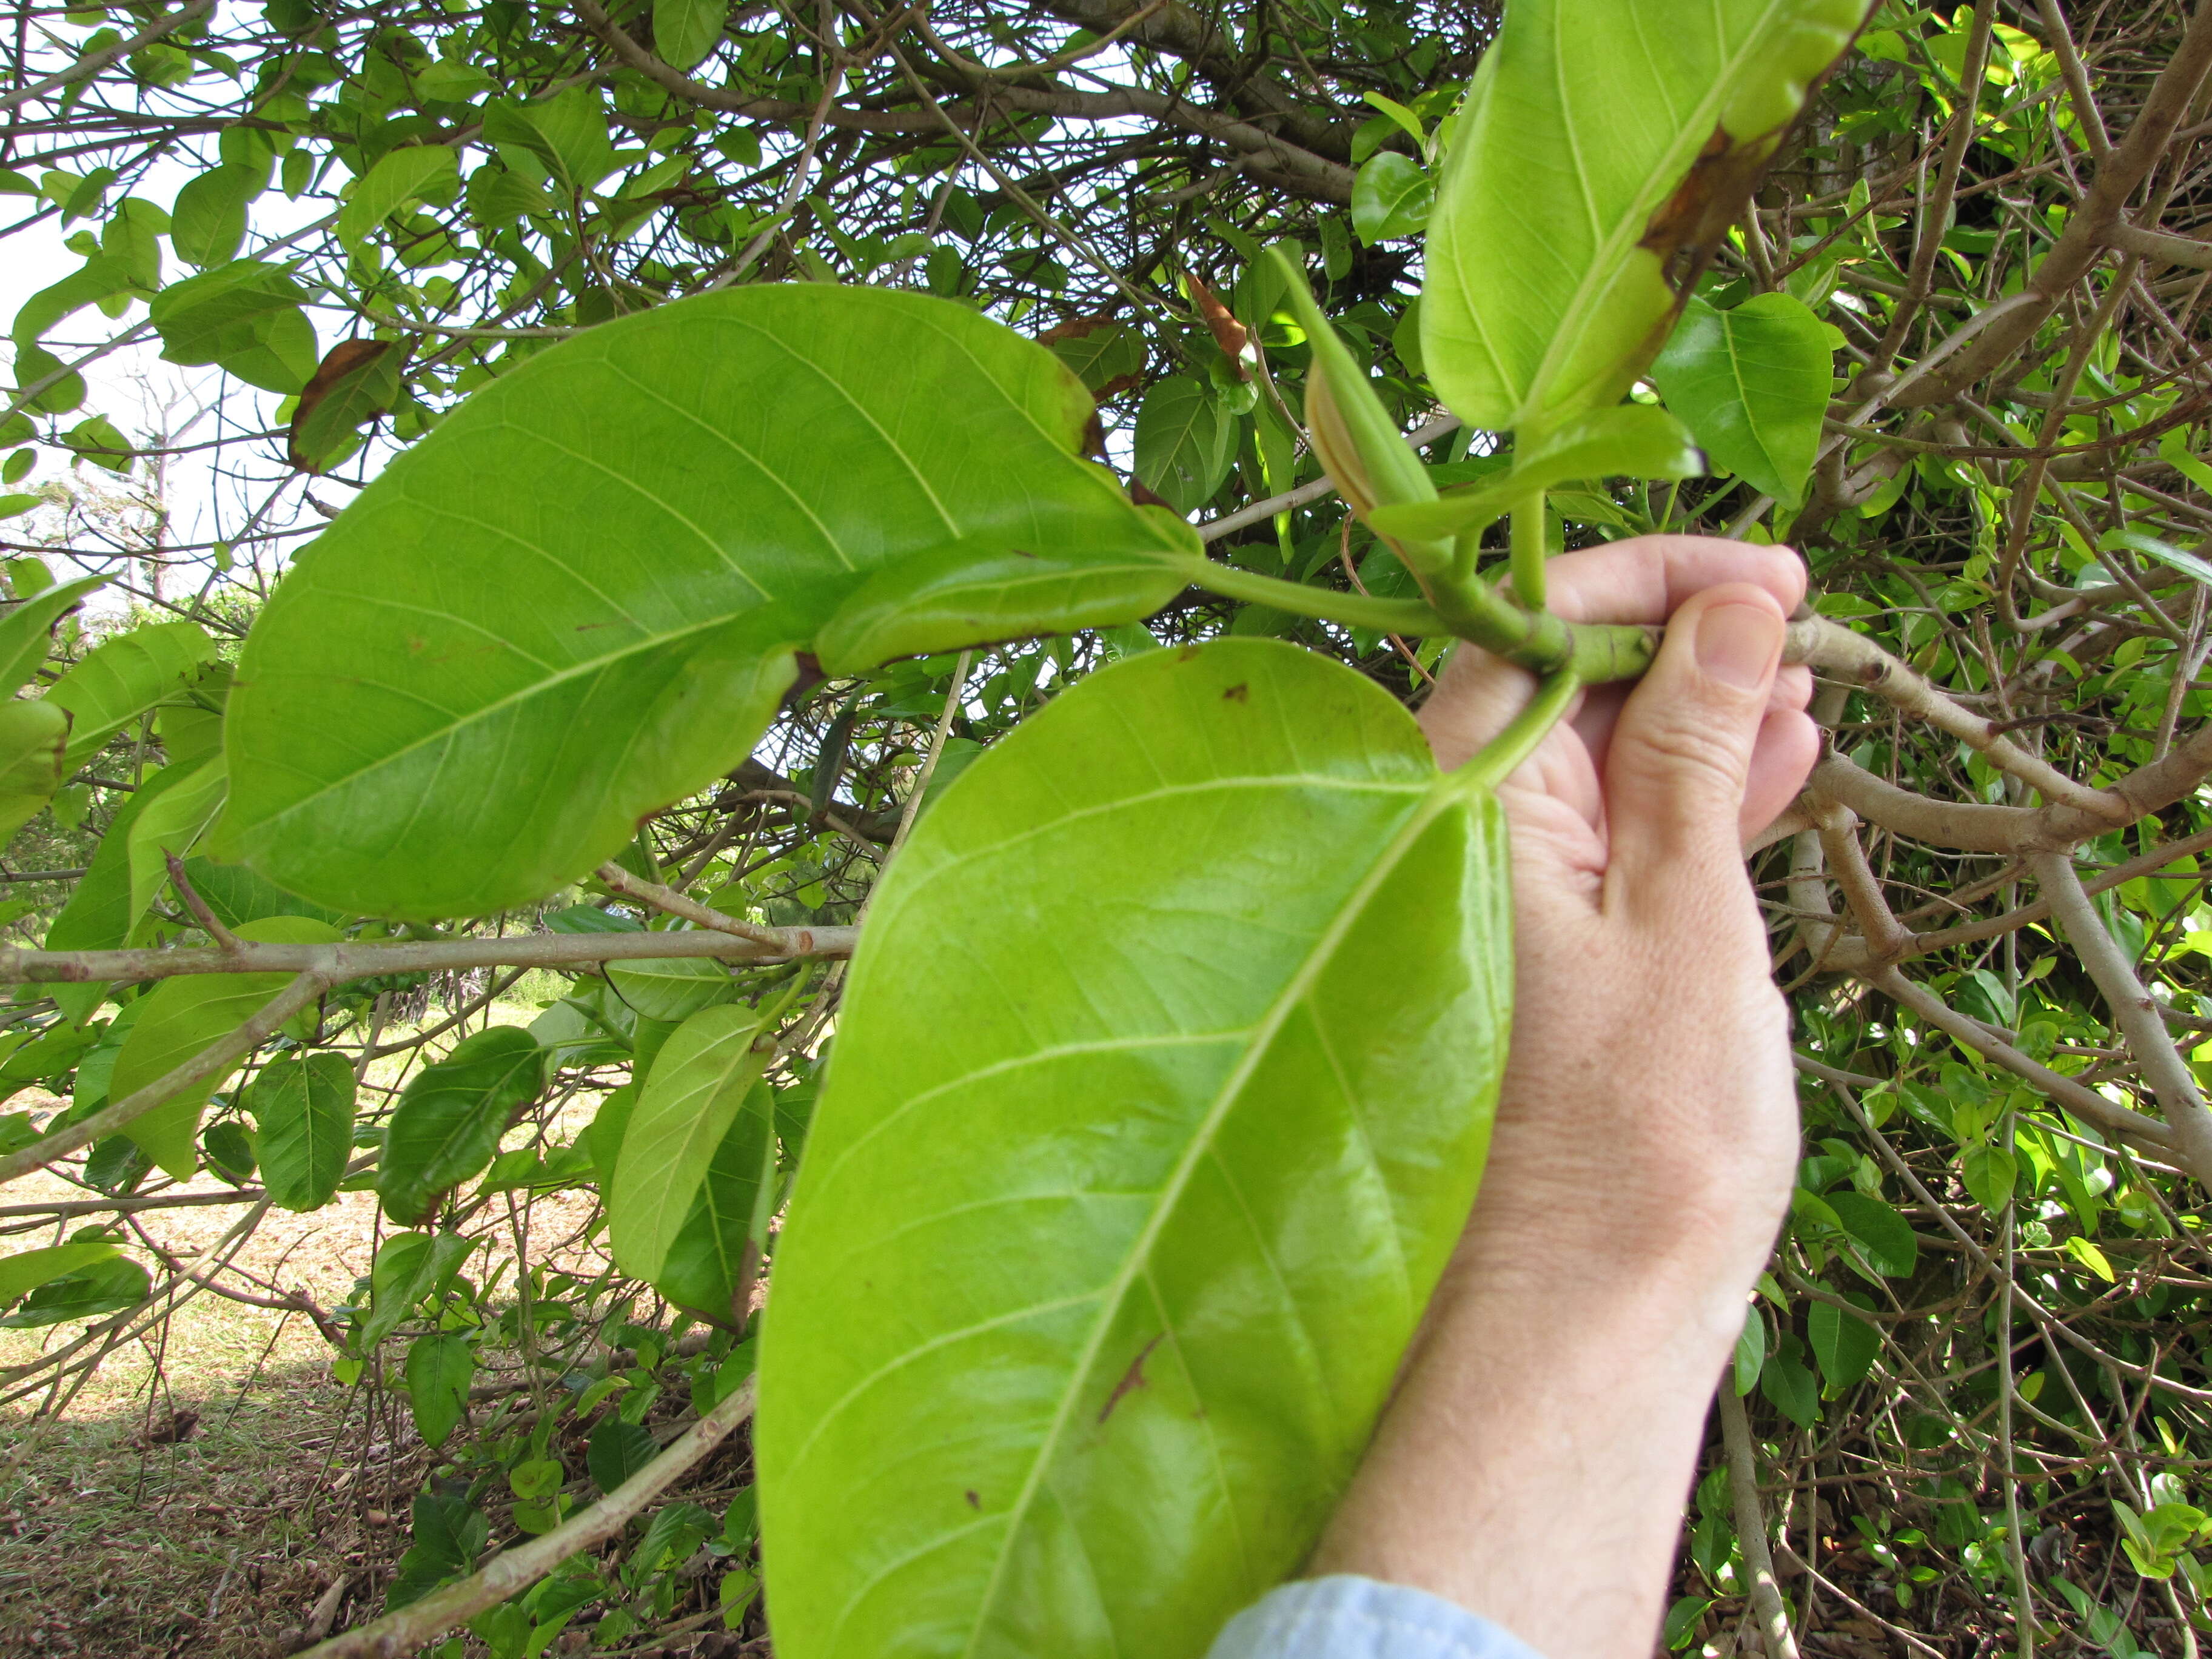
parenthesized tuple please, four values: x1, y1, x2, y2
(169, 163, 264, 269)
(46, 618, 218, 769)
(378, 1027, 547, 1224)
(109, 916, 343, 1179)
(1649, 292, 1833, 507)
(250, 1050, 357, 1212)
(1419, 0, 1862, 432)
(605, 950, 739, 1022)
(757, 638, 1512, 1659)
(609, 1003, 769, 1284)
(1350, 152, 1432, 244)
(124, 756, 226, 926)
(217, 286, 1190, 920)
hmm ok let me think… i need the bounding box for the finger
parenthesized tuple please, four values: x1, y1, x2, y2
(1739, 705, 1820, 842)
(1540, 535, 1806, 626)
(1601, 583, 1788, 927)
(1418, 538, 1807, 770)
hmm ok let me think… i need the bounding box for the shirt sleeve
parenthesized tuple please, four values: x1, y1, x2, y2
(1205, 1575, 1550, 1659)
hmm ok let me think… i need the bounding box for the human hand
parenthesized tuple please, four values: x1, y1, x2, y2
(1419, 535, 1819, 1302)
(1309, 537, 1819, 1658)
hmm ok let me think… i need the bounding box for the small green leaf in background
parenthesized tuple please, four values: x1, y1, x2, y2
(202, 1118, 256, 1184)
(509, 1457, 563, 1500)
(0, 700, 69, 843)
(338, 146, 460, 250)
(654, 1081, 776, 1324)
(1960, 1144, 2019, 1213)
(1826, 1190, 1919, 1279)
(108, 916, 341, 1179)
(389, 1491, 488, 1609)
(149, 260, 318, 395)
(360, 1230, 474, 1352)
(1351, 152, 1432, 244)
(0, 1238, 120, 1305)
(1733, 1302, 1766, 1395)
(45, 618, 219, 769)
(609, 1003, 768, 1283)
(0, 1249, 149, 1328)
(1133, 374, 1233, 514)
(588, 1416, 658, 1494)
(169, 163, 265, 268)
(1809, 1293, 1882, 1390)
(2102, 528, 2212, 589)
(123, 756, 226, 926)
(481, 88, 615, 194)
(378, 1027, 547, 1225)
(0, 574, 106, 697)
(250, 1050, 357, 1211)
(653, 0, 727, 70)
(405, 1331, 475, 1446)
(41, 761, 212, 1025)
(1649, 293, 1834, 508)
(1761, 1332, 1821, 1429)
(605, 952, 739, 1023)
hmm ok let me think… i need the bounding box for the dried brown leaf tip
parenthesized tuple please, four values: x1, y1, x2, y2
(1182, 269, 1250, 372)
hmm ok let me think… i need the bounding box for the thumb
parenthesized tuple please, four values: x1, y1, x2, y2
(1601, 583, 1785, 920)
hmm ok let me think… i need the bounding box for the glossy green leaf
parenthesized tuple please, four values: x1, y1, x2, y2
(1960, 1144, 2017, 1213)
(1649, 293, 1832, 507)
(46, 618, 218, 769)
(1132, 375, 1232, 514)
(0, 575, 107, 698)
(338, 146, 460, 250)
(759, 638, 1512, 1659)
(1420, 0, 1862, 432)
(378, 1027, 547, 1224)
(655, 1081, 775, 1323)
(0, 1239, 119, 1304)
(109, 916, 342, 1179)
(1369, 404, 1704, 541)
(609, 1003, 768, 1283)
(169, 163, 264, 268)
(250, 1050, 357, 1211)
(0, 699, 68, 843)
(813, 540, 1187, 676)
(654, 0, 727, 70)
(1350, 152, 1431, 244)
(605, 951, 740, 1022)
(218, 286, 1184, 920)
(1809, 1295, 1881, 1390)
(1826, 1190, 1919, 1279)
(406, 1331, 475, 1446)
(2103, 528, 2212, 588)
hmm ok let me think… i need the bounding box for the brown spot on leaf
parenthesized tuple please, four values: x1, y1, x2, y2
(1222, 683, 1248, 703)
(1099, 1333, 1165, 1423)
(964, 1489, 980, 1510)
(1081, 409, 1107, 458)
(1128, 479, 1173, 511)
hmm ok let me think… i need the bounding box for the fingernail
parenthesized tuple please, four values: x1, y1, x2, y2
(1694, 602, 1783, 691)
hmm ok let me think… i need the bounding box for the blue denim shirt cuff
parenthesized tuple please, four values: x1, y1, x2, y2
(1205, 1575, 1549, 1659)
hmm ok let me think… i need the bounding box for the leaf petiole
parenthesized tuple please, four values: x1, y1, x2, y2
(1459, 668, 1581, 789)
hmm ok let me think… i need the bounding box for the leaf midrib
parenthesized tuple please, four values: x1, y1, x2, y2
(937, 768, 1484, 1659)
